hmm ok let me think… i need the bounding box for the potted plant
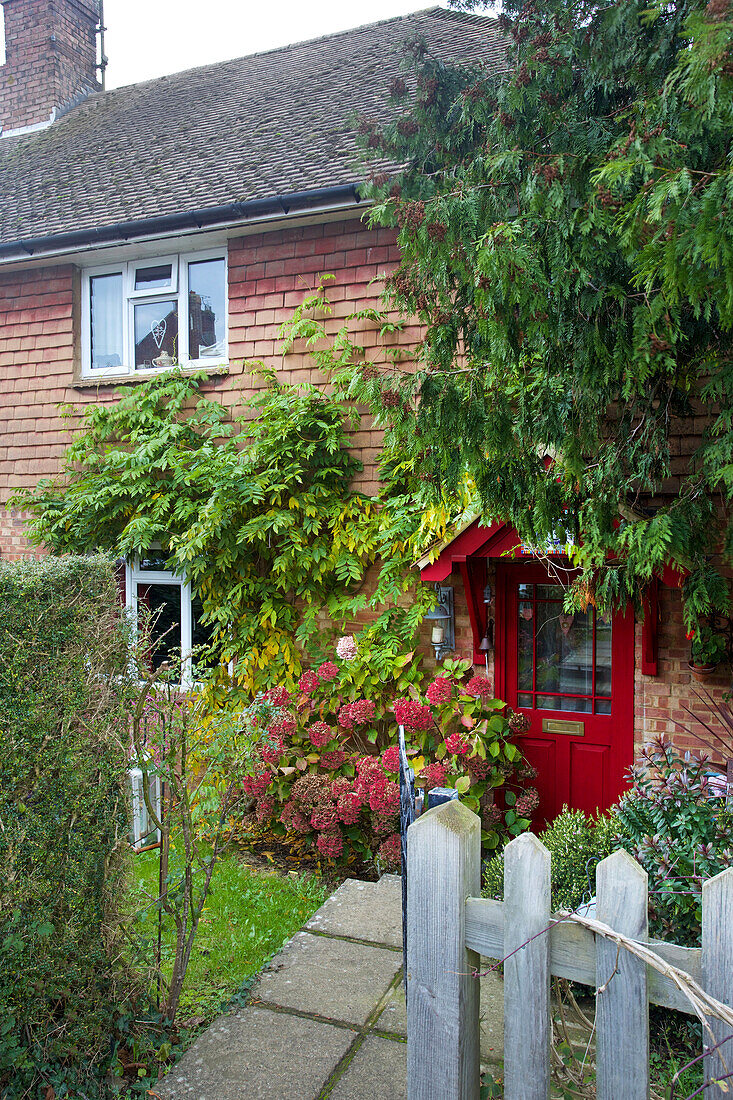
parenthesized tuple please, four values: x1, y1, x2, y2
(688, 625, 727, 682)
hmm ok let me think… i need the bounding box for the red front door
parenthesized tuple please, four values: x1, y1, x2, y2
(497, 561, 634, 824)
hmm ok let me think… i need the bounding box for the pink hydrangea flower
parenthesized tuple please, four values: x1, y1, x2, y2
(445, 732, 470, 756)
(298, 670, 321, 695)
(268, 716, 296, 739)
(338, 700, 374, 728)
(337, 790, 363, 825)
(311, 805, 338, 830)
(393, 699, 433, 731)
(264, 686, 292, 707)
(331, 777, 351, 799)
(320, 749, 346, 770)
(377, 833, 402, 871)
(426, 677, 453, 705)
(465, 675, 493, 699)
(307, 721, 333, 748)
(420, 761, 446, 791)
(351, 699, 375, 725)
(316, 829, 344, 859)
(381, 745, 400, 773)
(317, 661, 339, 682)
(467, 755, 490, 779)
(336, 635, 358, 660)
(260, 735, 285, 765)
(243, 770, 272, 797)
(515, 789, 540, 818)
(368, 779, 400, 814)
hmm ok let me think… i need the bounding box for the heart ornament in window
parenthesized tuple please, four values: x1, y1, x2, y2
(151, 318, 167, 349)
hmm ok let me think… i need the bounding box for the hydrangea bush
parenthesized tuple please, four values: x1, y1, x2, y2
(236, 644, 538, 868)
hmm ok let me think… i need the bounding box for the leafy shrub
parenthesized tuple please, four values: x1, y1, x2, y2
(483, 806, 616, 911)
(0, 556, 135, 1095)
(235, 645, 538, 867)
(615, 734, 733, 946)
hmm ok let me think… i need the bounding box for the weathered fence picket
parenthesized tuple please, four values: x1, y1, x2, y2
(596, 850, 648, 1100)
(406, 799, 480, 1100)
(406, 800, 733, 1100)
(703, 868, 733, 1099)
(504, 832, 550, 1100)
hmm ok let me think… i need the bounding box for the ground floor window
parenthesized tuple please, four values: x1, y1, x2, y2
(125, 551, 213, 688)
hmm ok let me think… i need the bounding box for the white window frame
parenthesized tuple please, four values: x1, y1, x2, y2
(126, 551, 194, 690)
(81, 247, 228, 378)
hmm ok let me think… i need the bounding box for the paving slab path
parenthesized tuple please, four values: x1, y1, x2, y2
(156, 874, 504, 1099)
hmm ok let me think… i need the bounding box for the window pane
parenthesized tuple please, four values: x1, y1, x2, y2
(517, 600, 534, 690)
(537, 693, 592, 713)
(191, 594, 218, 673)
(90, 273, 123, 369)
(536, 584, 564, 599)
(138, 583, 181, 669)
(135, 263, 173, 290)
(595, 612, 613, 696)
(517, 693, 533, 708)
(134, 300, 179, 369)
(595, 698, 612, 715)
(535, 602, 593, 698)
(188, 258, 226, 359)
(139, 553, 171, 572)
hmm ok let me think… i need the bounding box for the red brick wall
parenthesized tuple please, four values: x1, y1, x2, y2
(0, 217, 407, 554)
(0, 0, 100, 133)
(226, 218, 414, 497)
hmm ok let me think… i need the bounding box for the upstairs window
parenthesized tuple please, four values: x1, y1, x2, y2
(82, 250, 227, 377)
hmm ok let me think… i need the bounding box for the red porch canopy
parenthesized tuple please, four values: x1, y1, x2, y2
(417, 516, 687, 676)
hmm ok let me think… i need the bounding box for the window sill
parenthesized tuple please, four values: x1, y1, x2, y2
(73, 363, 230, 390)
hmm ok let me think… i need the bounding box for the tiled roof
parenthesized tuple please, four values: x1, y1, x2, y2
(0, 7, 506, 247)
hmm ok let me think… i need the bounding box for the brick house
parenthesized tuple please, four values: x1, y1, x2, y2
(0, 0, 728, 824)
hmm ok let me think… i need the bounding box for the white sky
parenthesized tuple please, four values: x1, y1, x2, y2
(104, 1, 451, 89)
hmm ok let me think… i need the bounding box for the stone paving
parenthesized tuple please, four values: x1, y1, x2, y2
(155, 874, 504, 1099)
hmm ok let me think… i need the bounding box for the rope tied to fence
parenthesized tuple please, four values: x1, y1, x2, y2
(565, 910, 733, 1090)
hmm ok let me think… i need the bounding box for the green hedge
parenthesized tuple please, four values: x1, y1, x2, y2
(0, 556, 134, 1096)
(483, 806, 617, 911)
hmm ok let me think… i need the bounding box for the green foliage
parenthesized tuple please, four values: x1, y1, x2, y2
(616, 734, 733, 945)
(483, 806, 616, 910)
(355, 0, 733, 630)
(234, 644, 538, 866)
(690, 623, 727, 666)
(0, 556, 135, 1096)
(13, 357, 442, 695)
(131, 846, 327, 1021)
(131, 671, 258, 1024)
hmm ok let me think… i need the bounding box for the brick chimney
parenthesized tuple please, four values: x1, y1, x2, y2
(0, 0, 101, 136)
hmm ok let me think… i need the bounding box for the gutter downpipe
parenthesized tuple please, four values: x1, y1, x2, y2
(0, 183, 364, 264)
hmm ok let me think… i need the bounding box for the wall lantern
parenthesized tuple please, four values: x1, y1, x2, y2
(480, 582, 494, 672)
(425, 583, 455, 662)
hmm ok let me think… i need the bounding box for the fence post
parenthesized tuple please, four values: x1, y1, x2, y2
(702, 866, 733, 1099)
(596, 849, 648, 1100)
(504, 831, 551, 1100)
(406, 799, 481, 1100)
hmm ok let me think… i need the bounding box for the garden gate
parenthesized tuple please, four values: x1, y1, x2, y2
(406, 799, 733, 1100)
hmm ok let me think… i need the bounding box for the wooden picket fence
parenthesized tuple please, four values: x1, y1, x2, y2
(406, 800, 733, 1100)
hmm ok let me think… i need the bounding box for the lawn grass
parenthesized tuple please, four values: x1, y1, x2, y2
(130, 847, 329, 1020)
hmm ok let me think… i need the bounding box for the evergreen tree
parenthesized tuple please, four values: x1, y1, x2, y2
(351, 0, 733, 626)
